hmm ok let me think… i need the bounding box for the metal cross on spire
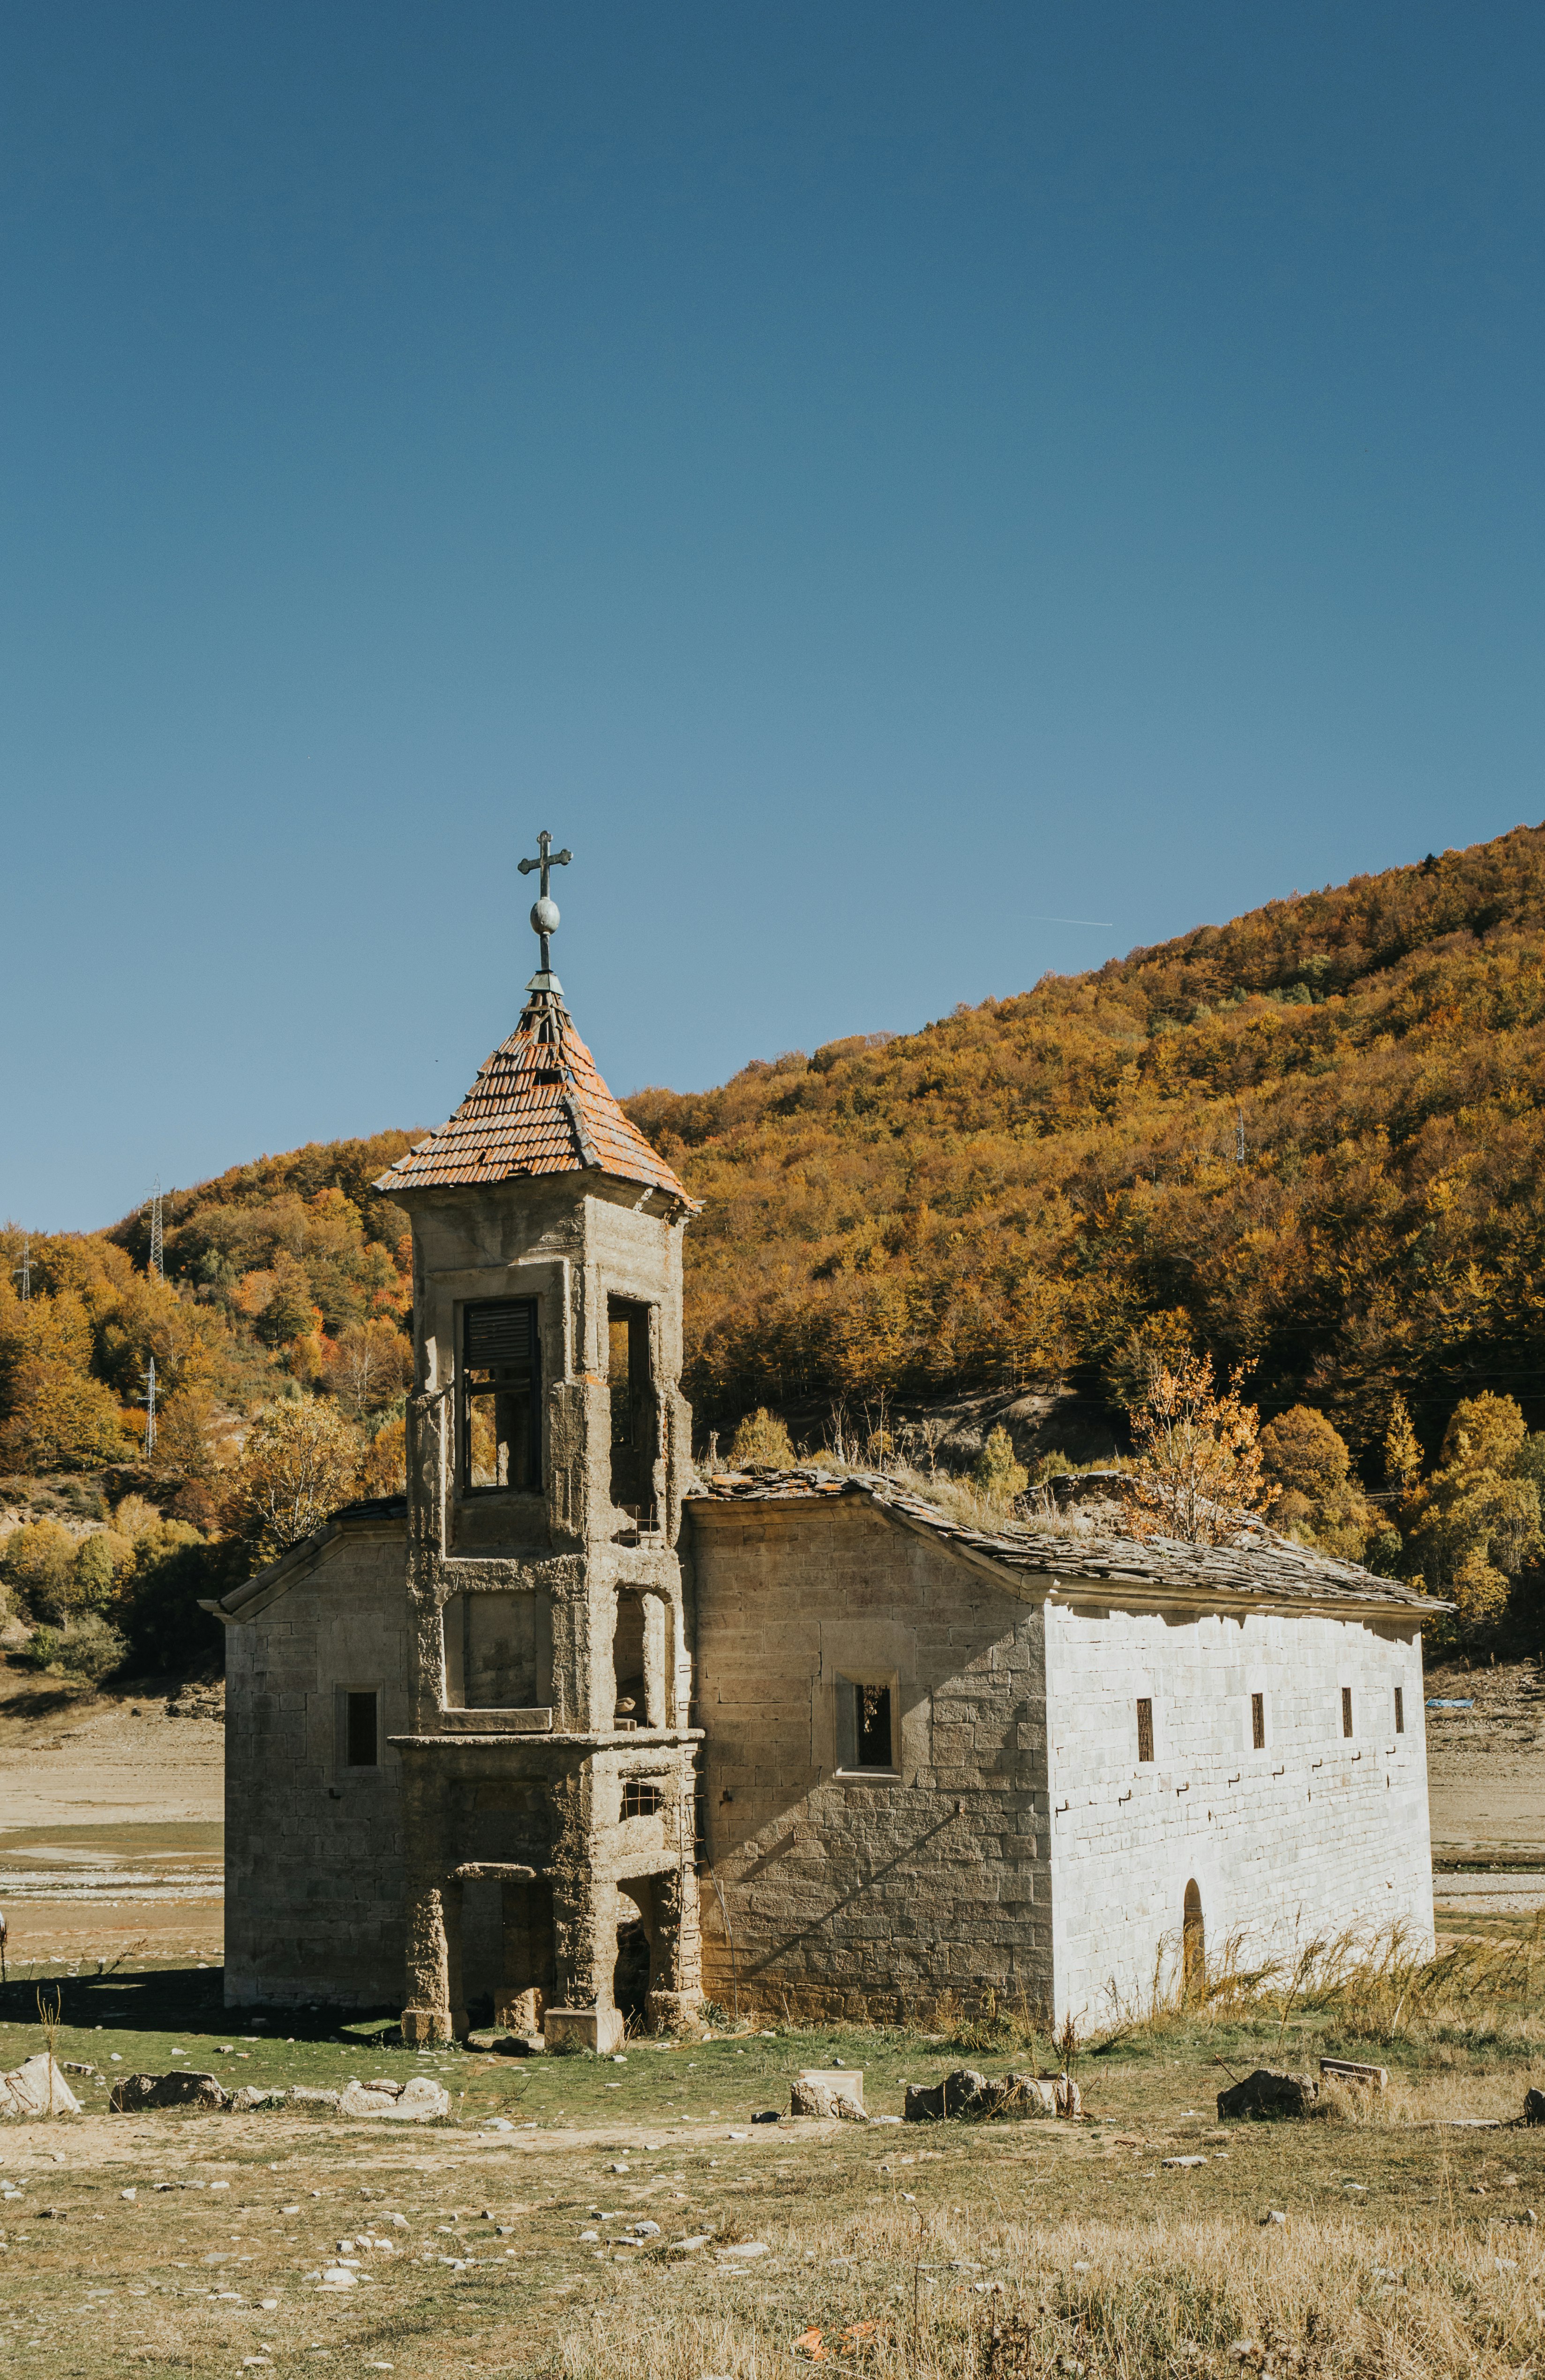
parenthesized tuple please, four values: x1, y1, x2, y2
(518, 829, 572, 976)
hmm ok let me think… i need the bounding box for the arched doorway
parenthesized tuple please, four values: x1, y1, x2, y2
(1182, 1880, 1206, 2003)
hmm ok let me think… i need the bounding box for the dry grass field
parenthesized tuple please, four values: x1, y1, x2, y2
(10, 1668, 1545, 2373)
(6, 1937, 1545, 2380)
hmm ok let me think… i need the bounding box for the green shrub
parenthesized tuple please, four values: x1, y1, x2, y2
(72, 1531, 123, 1608)
(972, 1425, 1028, 1509)
(727, 1408, 796, 1468)
(24, 1614, 127, 1682)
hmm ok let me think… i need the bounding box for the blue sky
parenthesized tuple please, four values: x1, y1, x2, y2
(3, 3, 1542, 1231)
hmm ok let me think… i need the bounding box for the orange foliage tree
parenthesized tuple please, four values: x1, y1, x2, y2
(1121, 1353, 1270, 1545)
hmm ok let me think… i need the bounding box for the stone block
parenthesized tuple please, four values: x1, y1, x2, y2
(340, 2076, 450, 2120)
(789, 2068, 865, 2119)
(544, 2005, 625, 2055)
(0, 2055, 82, 2119)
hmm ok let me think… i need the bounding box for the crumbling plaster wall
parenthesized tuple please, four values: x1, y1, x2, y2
(224, 1518, 409, 2010)
(688, 1497, 1052, 2023)
(1045, 1599, 1434, 2026)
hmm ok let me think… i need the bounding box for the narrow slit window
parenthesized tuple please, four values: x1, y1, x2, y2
(608, 1298, 657, 1524)
(1251, 1692, 1266, 1751)
(1394, 1685, 1405, 1734)
(462, 1298, 540, 1492)
(1342, 1686, 1354, 1739)
(1136, 1697, 1154, 1763)
(345, 1690, 378, 1769)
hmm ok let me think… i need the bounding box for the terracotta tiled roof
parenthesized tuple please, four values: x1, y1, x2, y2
(374, 978, 698, 1208)
(688, 1467, 1441, 1612)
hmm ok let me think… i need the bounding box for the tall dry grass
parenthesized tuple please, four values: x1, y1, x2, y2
(1090, 1915, 1545, 2063)
(544, 2202, 1545, 2376)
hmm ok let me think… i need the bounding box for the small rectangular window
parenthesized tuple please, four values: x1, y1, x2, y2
(1394, 1685, 1405, 1734)
(1251, 1691, 1266, 1751)
(462, 1298, 540, 1492)
(1136, 1697, 1154, 1763)
(345, 1690, 378, 1768)
(622, 1778, 662, 1819)
(837, 1678, 895, 1772)
(1342, 1686, 1354, 1739)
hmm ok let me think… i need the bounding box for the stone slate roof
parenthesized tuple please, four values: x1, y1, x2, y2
(688, 1466, 1440, 1613)
(374, 977, 697, 1209)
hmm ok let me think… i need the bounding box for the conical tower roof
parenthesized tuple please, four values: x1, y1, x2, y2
(374, 976, 697, 1209)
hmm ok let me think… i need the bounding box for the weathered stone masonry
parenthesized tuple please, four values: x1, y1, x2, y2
(214, 900, 1440, 2036)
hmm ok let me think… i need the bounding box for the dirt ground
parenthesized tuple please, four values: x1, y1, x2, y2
(3, 1997, 1545, 2380)
(0, 1679, 223, 1974)
(1424, 1655, 1545, 1866)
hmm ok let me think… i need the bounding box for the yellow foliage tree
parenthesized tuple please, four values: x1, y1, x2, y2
(322, 1320, 411, 1419)
(359, 1413, 407, 1498)
(222, 1400, 364, 1565)
(0, 1287, 129, 1472)
(1122, 1353, 1269, 1545)
(1259, 1405, 1373, 1562)
(1407, 1392, 1542, 1632)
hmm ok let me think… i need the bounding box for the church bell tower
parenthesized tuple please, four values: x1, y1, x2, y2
(374, 834, 704, 2047)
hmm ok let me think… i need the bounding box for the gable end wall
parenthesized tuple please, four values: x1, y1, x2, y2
(224, 1522, 410, 2010)
(689, 1498, 1051, 2023)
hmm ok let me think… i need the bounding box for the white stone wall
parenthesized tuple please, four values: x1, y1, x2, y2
(224, 1521, 410, 2010)
(1043, 1597, 1433, 2029)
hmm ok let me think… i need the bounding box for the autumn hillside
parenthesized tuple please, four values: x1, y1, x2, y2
(627, 820, 1545, 1467)
(0, 1132, 419, 1674)
(8, 818, 1545, 1674)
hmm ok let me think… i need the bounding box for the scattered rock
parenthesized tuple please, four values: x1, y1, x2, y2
(1162, 2156, 1209, 2170)
(1216, 2069, 1319, 2122)
(1261, 2209, 1288, 2227)
(229, 2087, 284, 2112)
(109, 2071, 227, 2115)
(791, 2070, 866, 2120)
(285, 2087, 342, 2114)
(717, 2240, 769, 2258)
(903, 2068, 1079, 2123)
(339, 2077, 449, 2122)
(0, 2056, 82, 2119)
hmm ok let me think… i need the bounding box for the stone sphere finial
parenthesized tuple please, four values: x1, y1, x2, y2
(531, 896, 560, 936)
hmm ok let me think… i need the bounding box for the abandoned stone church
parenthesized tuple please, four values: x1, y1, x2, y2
(214, 855, 1436, 2044)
